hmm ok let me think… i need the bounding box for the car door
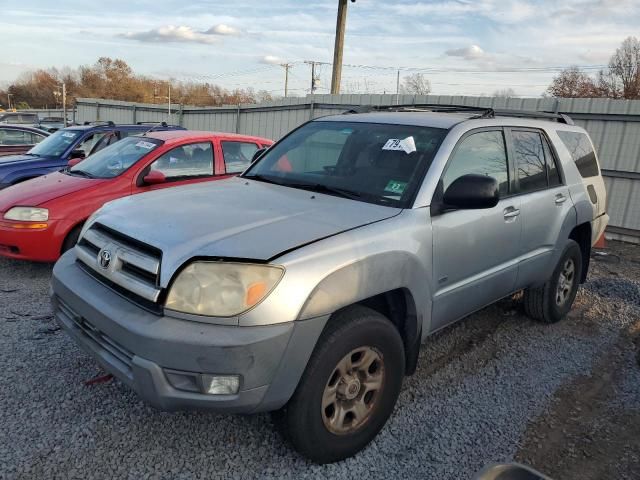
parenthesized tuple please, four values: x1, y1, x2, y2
(135, 141, 218, 192)
(507, 128, 573, 289)
(430, 128, 522, 331)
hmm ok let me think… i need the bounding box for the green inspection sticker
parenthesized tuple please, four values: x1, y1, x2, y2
(384, 180, 407, 194)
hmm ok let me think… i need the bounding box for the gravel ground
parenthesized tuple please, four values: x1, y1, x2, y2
(0, 241, 639, 480)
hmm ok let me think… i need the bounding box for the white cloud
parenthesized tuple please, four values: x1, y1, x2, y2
(206, 24, 240, 35)
(260, 55, 283, 65)
(123, 23, 241, 44)
(123, 25, 221, 44)
(445, 45, 485, 60)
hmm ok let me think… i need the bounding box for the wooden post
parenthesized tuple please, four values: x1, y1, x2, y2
(330, 0, 349, 94)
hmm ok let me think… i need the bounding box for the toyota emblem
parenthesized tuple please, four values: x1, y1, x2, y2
(98, 249, 112, 269)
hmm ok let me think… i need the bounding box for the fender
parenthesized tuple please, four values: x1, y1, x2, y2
(297, 251, 428, 372)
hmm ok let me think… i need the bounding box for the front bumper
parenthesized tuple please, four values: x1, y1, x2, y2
(51, 251, 328, 413)
(0, 217, 73, 262)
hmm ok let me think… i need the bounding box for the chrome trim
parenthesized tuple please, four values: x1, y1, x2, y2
(75, 226, 161, 302)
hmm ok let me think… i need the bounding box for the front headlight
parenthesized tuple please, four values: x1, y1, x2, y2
(4, 207, 49, 222)
(165, 262, 284, 317)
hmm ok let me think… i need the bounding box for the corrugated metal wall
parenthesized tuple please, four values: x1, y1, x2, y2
(75, 95, 640, 240)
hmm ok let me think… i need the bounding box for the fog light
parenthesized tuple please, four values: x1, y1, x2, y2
(201, 375, 240, 395)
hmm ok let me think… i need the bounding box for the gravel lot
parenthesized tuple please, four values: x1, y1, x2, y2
(1, 241, 639, 480)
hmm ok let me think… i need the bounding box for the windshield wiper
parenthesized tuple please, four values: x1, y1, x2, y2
(67, 169, 95, 179)
(285, 182, 362, 201)
(243, 174, 284, 186)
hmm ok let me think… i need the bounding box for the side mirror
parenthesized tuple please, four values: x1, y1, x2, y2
(67, 157, 83, 168)
(69, 149, 85, 160)
(143, 170, 166, 185)
(251, 147, 268, 163)
(443, 174, 499, 210)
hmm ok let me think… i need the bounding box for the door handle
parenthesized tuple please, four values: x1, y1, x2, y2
(555, 194, 567, 205)
(503, 207, 520, 219)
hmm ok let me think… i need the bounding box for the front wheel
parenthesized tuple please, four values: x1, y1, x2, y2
(277, 306, 405, 464)
(523, 239, 583, 323)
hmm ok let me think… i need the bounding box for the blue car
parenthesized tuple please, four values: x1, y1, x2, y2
(0, 121, 185, 189)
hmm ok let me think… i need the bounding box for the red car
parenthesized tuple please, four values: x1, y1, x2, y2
(0, 130, 273, 261)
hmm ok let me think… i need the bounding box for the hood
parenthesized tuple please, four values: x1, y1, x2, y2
(0, 172, 104, 213)
(0, 154, 43, 165)
(93, 177, 401, 284)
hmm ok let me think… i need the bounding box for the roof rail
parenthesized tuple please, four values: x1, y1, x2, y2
(492, 109, 574, 125)
(83, 120, 115, 126)
(136, 121, 168, 127)
(342, 104, 574, 125)
(344, 104, 493, 115)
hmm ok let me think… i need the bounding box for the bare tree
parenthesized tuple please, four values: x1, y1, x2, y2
(608, 36, 640, 99)
(400, 73, 431, 95)
(546, 66, 598, 98)
(492, 88, 517, 98)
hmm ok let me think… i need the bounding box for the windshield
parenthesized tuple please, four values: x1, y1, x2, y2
(243, 121, 447, 207)
(69, 136, 162, 179)
(28, 129, 81, 156)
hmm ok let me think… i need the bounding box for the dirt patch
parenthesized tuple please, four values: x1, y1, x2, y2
(515, 240, 640, 480)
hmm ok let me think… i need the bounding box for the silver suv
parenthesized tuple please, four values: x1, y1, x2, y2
(51, 105, 608, 463)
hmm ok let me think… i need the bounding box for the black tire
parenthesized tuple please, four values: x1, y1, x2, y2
(61, 224, 83, 254)
(523, 239, 582, 323)
(276, 305, 405, 464)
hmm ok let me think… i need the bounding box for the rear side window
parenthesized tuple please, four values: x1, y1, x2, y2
(221, 141, 260, 174)
(557, 131, 599, 178)
(443, 130, 509, 196)
(512, 131, 547, 193)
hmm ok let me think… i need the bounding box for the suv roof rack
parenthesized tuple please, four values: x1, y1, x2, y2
(136, 121, 169, 127)
(343, 104, 574, 125)
(83, 120, 115, 126)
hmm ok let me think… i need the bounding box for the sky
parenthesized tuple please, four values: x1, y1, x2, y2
(1, 0, 639, 98)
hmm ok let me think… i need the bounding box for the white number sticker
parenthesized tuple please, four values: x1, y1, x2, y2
(61, 132, 75, 138)
(382, 136, 416, 154)
(136, 141, 156, 149)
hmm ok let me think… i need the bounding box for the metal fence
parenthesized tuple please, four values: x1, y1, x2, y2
(75, 95, 640, 242)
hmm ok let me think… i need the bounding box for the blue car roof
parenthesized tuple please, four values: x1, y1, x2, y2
(63, 124, 184, 132)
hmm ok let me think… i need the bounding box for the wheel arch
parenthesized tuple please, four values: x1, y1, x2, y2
(569, 222, 591, 283)
(297, 252, 427, 376)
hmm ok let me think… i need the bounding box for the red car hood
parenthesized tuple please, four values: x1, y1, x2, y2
(0, 172, 106, 213)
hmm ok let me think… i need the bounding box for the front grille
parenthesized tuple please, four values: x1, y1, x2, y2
(75, 223, 162, 303)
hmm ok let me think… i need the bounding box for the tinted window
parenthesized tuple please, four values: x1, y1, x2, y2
(443, 130, 509, 196)
(222, 141, 259, 173)
(557, 131, 599, 178)
(70, 137, 162, 179)
(244, 121, 447, 208)
(149, 142, 214, 180)
(512, 131, 547, 193)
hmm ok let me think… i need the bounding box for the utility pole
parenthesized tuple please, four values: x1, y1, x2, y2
(330, 0, 351, 95)
(62, 83, 67, 127)
(396, 69, 400, 105)
(7, 93, 13, 110)
(168, 83, 171, 122)
(280, 63, 293, 97)
(304, 61, 326, 94)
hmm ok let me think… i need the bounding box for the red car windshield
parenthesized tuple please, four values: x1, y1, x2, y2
(69, 136, 162, 179)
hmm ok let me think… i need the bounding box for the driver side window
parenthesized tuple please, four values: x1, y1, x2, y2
(149, 142, 214, 180)
(442, 130, 509, 197)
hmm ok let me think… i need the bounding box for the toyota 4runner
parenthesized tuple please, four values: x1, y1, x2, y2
(51, 105, 608, 463)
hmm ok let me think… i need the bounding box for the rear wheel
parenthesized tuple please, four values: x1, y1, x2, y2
(524, 239, 582, 323)
(276, 306, 405, 464)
